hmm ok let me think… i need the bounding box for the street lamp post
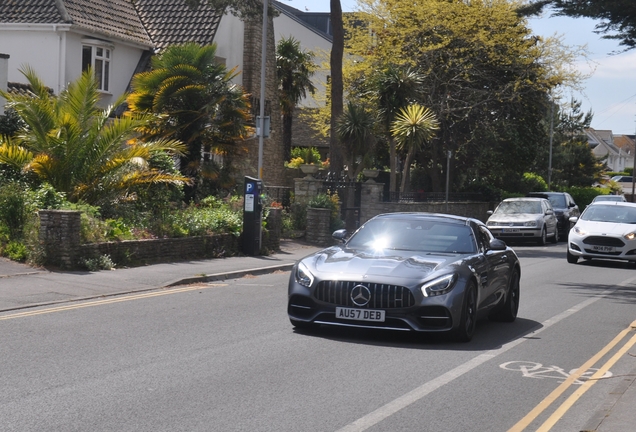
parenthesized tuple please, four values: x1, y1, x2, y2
(257, 0, 268, 180)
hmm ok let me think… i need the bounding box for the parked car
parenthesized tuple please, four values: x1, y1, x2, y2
(591, 194, 627, 203)
(486, 197, 559, 245)
(610, 175, 633, 183)
(527, 191, 579, 238)
(567, 202, 636, 265)
(287, 212, 521, 342)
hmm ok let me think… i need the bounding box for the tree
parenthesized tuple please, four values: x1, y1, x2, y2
(336, 101, 377, 229)
(276, 36, 317, 162)
(369, 65, 424, 193)
(127, 43, 251, 202)
(519, 1, 636, 50)
(0, 67, 188, 206)
(551, 98, 601, 187)
(390, 104, 438, 193)
(348, 0, 566, 192)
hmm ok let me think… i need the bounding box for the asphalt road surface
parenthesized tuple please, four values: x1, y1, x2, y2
(1, 242, 635, 432)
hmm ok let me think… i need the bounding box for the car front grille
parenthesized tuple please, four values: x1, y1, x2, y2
(315, 280, 416, 309)
(582, 236, 625, 247)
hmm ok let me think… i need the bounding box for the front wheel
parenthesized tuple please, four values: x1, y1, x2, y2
(537, 227, 547, 246)
(455, 282, 477, 342)
(567, 250, 578, 264)
(490, 268, 520, 322)
(551, 228, 559, 244)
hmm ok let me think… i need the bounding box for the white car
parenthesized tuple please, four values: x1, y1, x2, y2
(591, 194, 627, 203)
(567, 202, 636, 265)
(486, 197, 559, 245)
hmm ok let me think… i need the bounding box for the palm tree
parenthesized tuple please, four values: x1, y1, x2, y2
(336, 102, 377, 180)
(0, 66, 189, 206)
(127, 42, 251, 202)
(336, 101, 377, 230)
(371, 65, 425, 193)
(277, 36, 316, 162)
(391, 103, 439, 193)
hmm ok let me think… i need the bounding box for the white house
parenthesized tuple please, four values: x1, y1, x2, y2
(586, 128, 627, 172)
(0, 0, 308, 186)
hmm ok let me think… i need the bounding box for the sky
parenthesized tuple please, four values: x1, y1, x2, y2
(279, 0, 636, 135)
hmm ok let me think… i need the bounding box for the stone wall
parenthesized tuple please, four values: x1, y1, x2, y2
(306, 207, 332, 246)
(359, 182, 491, 224)
(38, 209, 283, 269)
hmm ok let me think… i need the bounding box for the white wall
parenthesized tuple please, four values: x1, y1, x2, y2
(0, 25, 67, 92)
(214, 13, 245, 86)
(273, 12, 332, 108)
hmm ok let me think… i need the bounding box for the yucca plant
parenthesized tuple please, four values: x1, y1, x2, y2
(391, 103, 439, 193)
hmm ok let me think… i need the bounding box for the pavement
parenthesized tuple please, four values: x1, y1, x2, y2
(0, 238, 634, 431)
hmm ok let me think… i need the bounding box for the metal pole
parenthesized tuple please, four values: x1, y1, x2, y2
(548, 100, 554, 190)
(258, 0, 268, 180)
(632, 116, 636, 202)
(445, 150, 451, 213)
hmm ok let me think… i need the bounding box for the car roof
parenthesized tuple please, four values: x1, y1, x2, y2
(586, 201, 636, 208)
(503, 197, 548, 202)
(373, 212, 477, 225)
(527, 191, 566, 196)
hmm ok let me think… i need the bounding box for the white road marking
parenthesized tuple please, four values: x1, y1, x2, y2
(336, 274, 636, 432)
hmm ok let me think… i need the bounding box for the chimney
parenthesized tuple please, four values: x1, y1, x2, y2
(0, 53, 9, 115)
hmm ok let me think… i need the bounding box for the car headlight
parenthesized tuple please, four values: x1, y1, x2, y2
(624, 232, 636, 241)
(421, 274, 457, 297)
(573, 226, 587, 236)
(486, 221, 496, 227)
(524, 220, 538, 227)
(295, 262, 314, 287)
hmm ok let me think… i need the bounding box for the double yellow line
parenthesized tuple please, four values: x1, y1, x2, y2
(0, 283, 225, 321)
(509, 319, 636, 432)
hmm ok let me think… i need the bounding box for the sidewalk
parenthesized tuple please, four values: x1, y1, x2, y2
(0, 239, 634, 431)
(0, 239, 321, 312)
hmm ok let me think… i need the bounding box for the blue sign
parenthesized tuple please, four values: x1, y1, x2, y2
(246, 182, 254, 194)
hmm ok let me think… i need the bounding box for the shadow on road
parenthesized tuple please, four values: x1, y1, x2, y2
(292, 317, 542, 352)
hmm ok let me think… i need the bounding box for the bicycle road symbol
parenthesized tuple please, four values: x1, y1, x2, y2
(499, 361, 613, 385)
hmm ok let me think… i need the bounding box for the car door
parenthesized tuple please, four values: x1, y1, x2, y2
(543, 200, 558, 237)
(475, 225, 509, 310)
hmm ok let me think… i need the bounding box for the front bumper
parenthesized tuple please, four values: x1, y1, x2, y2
(568, 236, 636, 262)
(488, 227, 543, 240)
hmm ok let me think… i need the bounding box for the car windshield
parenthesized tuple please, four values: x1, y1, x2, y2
(494, 201, 542, 215)
(581, 205, 636, 223)
(547, 195, 566, 208)
(593, 195, 624, 202)
(346, 219, 477, 253)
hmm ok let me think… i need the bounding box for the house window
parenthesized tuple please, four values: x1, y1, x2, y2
(82, 42, 111, 92)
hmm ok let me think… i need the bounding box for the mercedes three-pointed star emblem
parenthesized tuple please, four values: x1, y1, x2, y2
(350, 284, 371, 307)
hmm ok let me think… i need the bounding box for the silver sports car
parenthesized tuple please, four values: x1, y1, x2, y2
(287, 213, 521, 342)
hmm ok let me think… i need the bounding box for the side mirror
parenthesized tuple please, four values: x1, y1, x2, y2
(332, 229, 348, 242)
(487, 210, 493, 215)
(489, 239, 507, 251)
(569, 216, 579, 224)
(545, 209, 554, 215)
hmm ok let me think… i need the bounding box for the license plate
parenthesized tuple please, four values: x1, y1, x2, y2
(335, 307, 385, 322)
(592, 245, 616, 253)
(502, 228, 520, 233)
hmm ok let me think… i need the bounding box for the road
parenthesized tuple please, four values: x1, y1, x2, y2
(1, 243, 635, 432)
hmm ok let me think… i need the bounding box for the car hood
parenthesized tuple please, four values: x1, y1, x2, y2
(576, 220, 636, 235)
(303, 246, 464, 282)
(488, 214, 542, 222)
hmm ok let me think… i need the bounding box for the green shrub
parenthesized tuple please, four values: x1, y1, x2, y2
(81, 254, 115, 271)
(566, 186, 609, 211)
(309, 192, 344, 231)
(3, 241, 28, 262)
(0, 183, 28, 238)
(519, 172, 548, 194)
